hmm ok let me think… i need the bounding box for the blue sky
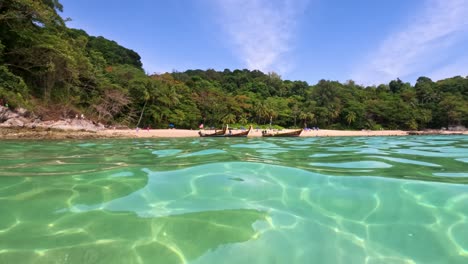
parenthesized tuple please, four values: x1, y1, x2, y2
(60, 0, 468, 85)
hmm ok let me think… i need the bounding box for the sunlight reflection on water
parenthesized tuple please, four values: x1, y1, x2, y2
(0, 136, 467, 263)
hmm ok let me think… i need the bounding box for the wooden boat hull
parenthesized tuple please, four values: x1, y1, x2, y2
(198, 128, 227, 137)
(199, 126, 251, 137)
(262, 129, 303, 137)
(225, 127, 251, 137)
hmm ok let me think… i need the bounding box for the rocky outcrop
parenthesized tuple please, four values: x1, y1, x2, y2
(0, 106, 104, 131)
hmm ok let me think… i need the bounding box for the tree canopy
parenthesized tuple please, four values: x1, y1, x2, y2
(1, 0, 467, 130)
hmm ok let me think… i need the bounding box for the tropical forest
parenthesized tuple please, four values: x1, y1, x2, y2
(1, 0, 467, 131)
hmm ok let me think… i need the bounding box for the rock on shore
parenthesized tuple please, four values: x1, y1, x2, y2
(0, 106, 105, 131)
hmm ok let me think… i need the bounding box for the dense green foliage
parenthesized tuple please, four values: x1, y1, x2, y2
(1, 0, 467, 129)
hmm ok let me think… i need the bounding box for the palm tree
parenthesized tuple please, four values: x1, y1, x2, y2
(299, 112, 315, 128)
(254, 102, 269, 124)
(266, 108, 278, 128)
(346, 111, 356, 126)
(222, 113, 237, 124)
(238, 114, 248, 125)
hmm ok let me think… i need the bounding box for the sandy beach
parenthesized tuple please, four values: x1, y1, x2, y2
(98, 128, 411, 138)
(2, 106, 466, 139)
(1, 127, 466, 140)
(102, 128, 467, 138)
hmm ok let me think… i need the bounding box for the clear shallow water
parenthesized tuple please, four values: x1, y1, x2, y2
(0, 136, 467, 264)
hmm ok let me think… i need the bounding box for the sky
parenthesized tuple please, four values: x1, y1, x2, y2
(60, 0, 468, 86)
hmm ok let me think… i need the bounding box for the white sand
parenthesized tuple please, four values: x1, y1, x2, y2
(96, 128, 415, 138)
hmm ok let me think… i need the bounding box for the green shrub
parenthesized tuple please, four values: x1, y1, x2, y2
(0, 66, 29, 108)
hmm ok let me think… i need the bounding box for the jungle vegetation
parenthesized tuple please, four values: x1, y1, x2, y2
(1, 0, 467, 130)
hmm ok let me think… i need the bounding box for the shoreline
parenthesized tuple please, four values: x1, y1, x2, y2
(0, 127, 466, 140)
(2, 106, 466, 139)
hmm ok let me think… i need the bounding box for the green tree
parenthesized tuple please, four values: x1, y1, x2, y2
(345, 111, 356, 126)
(299, 112, 315, 128)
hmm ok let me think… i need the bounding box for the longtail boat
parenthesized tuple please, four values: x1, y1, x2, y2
(198, 126, 227, 137)
(225, 125, 252, 137)
(198, 125, 252, 137)
(262, 129, 303, 137)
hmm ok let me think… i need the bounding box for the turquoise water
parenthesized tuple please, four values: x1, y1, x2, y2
(0, 136, 467, 263)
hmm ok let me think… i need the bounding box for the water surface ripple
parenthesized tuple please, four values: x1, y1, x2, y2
(0, 136, 467, 263)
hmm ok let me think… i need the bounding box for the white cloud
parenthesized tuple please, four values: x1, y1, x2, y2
(352, 0, 468, 85)
(216, 0, 309, 73)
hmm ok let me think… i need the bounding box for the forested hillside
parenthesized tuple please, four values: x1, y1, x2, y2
(1, 0, 467, 130)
